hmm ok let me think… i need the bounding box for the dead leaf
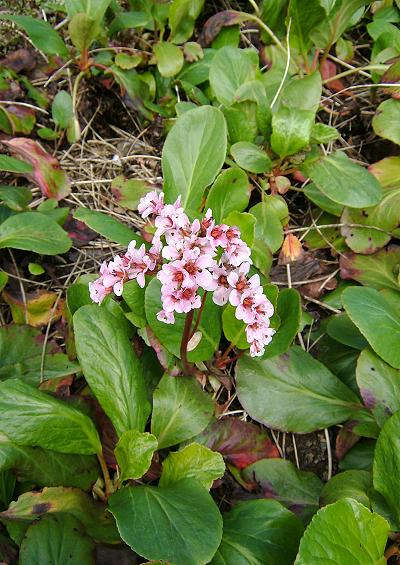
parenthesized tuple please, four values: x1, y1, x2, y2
(0, 48, 36, 73)
(199, 10, 247, 46)
(279, 234, 304, 264)
(2, 289, 64, 327)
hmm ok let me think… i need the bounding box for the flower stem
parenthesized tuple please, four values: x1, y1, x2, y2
(180, 310, 195, 376)
(97, 452, 113, 499)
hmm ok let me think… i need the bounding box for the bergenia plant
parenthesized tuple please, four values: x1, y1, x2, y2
(89, 190, 275, 361)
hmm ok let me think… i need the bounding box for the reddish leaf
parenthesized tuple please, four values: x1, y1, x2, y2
(2, 138, 70, 200)
(335, 425, 360, 460)
(320, 59, 350, 96)
(199, 10, 247, 46)
(0, 48, 36, 73)
(191, 418, 279, 469)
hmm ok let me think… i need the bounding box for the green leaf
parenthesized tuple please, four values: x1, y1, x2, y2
(369, 156, 400, 190)
(373, 410, 400, 527)
(205, 168, 250, 223)
(69, 13, 99, 52)
(151, 373, 214, 449)
(341, 187, 400, 253)
(339, 439, 375, 472)
(357, 348, 400, 427)
(230, 142, 271, 174)
(311, 122, 340, 143)
(0, 271, 8, 293)
(209, 46, 258, 107)
(52, 91, 74, 130)
(154, 42, 184, 77)
(320, 470, 372, 507)
(249, 201, 283, 254)
(373, 98, 400, 145)
(0, 212, 71, 255)
(145, 278, 221, 362)
(115, 430, 157, 481)
(64, 0, 111, 21)
(28, 262, 45, 276)
(263, 288, 301, 359)
(303, 151, 383, 208)
(109, 479, 223, 565)
(0, 486, 119, 544)
(213, 502, 303, 565)
(109, 11, 150, 35)
(343, 286, 400, 369)
(0, 185, 32, 212)
(242, 459, 323, 524)
(0, 15, 68, 57)
(160, 443, 225, 490)
(222, 303, 249, 349)
(311, 0, 368, 49)
(0, 155, 33, 174)
(169, 0, 204, 44)
(236, 345, 362, 433)
(111, 176, 150, 210)
(224, 100, 259, 144)
(340, 246, 400, 291)
(122, 279, 147, 328)
(0, 434, 98, 491)
(0, 379, 101, 455)
(74, 305, 150, 437)
(73, 207, 142, 245)
(224, 211, 255, 247)
(326, 314, 368, 350)
(303, 183, 344, 216)
(162, 106, 227, 213)
(288, 0, 327, 55)
(271, 107, 315, 159)
(294, 498, 389, 565)
(19, 514, 94, 565)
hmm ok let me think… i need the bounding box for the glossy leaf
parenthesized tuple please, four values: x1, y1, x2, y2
(151, 373, 214, 449)
(230, 142, 272, 174)
(19, 514, 94, 565)
(115, 430, 157, 481)
(271, 107, 315, 159)
(320, 470, 372, 507)
(205, 168, 250, 223)
(145, 278, 221, 362)
(303, 183, 344, 216)
(1, 486, 119, 544)
(209, 46, 257, 107)
(154, 42, 184, 77)
(211, 499, 303, 565)
(236, 345, 362, 433)
(73, 207, 141, 245)
(0, 15, 68, 57)
(160, 443, 225, 490)
(162, 106, 227, 213)
(295, 498, 389, 565)
(242, 458, 323, 524)
(74, 305, 150, 436)
(109, 479, 223, 565)
(0, 379, 101, 454)
(343, 286, 400, 369)
(340, 246, 400, 291)
(303, 151, 383, 208)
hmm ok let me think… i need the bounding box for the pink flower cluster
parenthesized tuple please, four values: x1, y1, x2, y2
(89, 191, 275, 356)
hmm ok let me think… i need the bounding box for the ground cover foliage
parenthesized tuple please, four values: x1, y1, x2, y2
(0, 0, 400, 563)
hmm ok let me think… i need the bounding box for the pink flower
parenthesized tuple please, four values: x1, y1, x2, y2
(247, 322, 275, 357)
(161, 284, 201, 314)
(154, 197, 189, 238)
(158, 261, 193, 289)
(157, 309, 175, 324)
(125, 241, 150, 288)
(225, 240, 252, 267)
(89, 276, 109, 304)
(228, 268, 257, 307)
(210, 265, 232, 306)
(138, 190, 164, 218)
(102, 256, 127, 296)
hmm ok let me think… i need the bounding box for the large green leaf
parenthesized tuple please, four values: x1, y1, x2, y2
(0, 212, 71, 255)
(209, 46, 258, 107)
(343, 286, 400, 369)
(0, 15, 68, 57)
(326, 314, 368, 350)
(159, 442, 225, 490)
(242, 459, 323, 524)
(320, 470, 372, 508)
(205, 168, 250, 223)
(115, 430, 158, 481)
(236, 346, 363, 433)
(0, 486, 119, 544)
(288, 0, 327, 55)
(74, 305, 150, 437)
(109, 479, 223, 565)
(340, 247, 400, 291)
(73, 207, 141, 245)
(373, 99, 400, 145)
(295, 498, 389, 564)
(162, 106, 227, 213)
(373, 410, 400, 527)
(211, 499, 303, 565)
(151, 374, 214, 449)
(19, 514, 94, 565)
(145, 278, 221, 362)
(262, 288, 301, 359)
(303, 151, 383, 208)
(357, 348, 400, 427)
(0, 380, 101, 455)
(0, 433, 98, 490)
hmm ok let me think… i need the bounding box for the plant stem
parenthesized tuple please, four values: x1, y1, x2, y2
(243, 13, 287, 55)
(218, 342, 235, 367)
(97, 452, 113, 499)
(189, 292, 207, 340)
(180, 310, 195, 376)
(321, 64, 389, 85)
